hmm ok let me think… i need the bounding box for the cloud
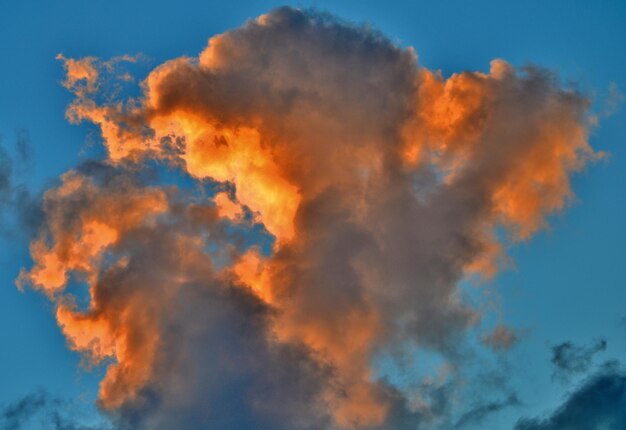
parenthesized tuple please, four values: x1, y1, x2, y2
(16, 165, 335, 429)
(1, 391, 46, 430)
(0, 134, 42, 236)
(19, 6, 601, 429)
(515, 364, 626, 430)
(0, 143, 12, 204)
(551, 339, 607, 382)
(113, 281, 335, 430)
(482, 325, 518, 351)
(0, 390, 108, 430)
(455, 394, 521, 429)
(603, 82, 623, 117)
(15, 129, 31, 164)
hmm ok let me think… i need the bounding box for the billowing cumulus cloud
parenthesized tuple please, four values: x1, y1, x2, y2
(19, 7, 600, 429)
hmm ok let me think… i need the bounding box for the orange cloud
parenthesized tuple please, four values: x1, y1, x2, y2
(21, 8, 601, 429)
(57, 54, 99, 95)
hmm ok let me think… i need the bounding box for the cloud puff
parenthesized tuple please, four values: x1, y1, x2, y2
(551, 339, 607, 382)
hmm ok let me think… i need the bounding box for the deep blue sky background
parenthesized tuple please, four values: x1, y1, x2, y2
(1, 1, 624, 428)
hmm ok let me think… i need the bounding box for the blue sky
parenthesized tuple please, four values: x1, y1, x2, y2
(1, 1, 625, 429)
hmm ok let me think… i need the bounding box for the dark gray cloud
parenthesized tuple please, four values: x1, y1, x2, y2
(0, 143, 12, 204)
(0, 130, 32, 200)
(15, 129, 31, 164)
(515, 364, 626, 430)
(551, 339, 607, 382)
(1, 390, 108, 430)
(0, 132, 42, 236)
(1, 391, 47, 430)
(105, 259, 334, 430)
(455, 394, 521, 429)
